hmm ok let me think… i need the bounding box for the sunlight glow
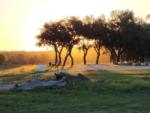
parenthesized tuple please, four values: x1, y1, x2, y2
(0, 0, 150, 51)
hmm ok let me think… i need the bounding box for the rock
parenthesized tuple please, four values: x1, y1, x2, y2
(0, 73, 89, 91)
(15, 80, 42, 90)
(41, 77, 67, 87)
(15, 77, 67, 90)
(56, 69, 68, 74)
(37, 64, 47, 72)
(0, 84, 16, 91)
(0, 74, 67, 91)
(55, 81, 67, 87)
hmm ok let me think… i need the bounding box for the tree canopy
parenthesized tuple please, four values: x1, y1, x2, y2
(36, 10, 150, 65)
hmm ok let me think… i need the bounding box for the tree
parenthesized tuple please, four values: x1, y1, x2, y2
(68, 16, 93, 64)
(92, 16, 108, 64)
(0, 54, 5, 65)
(58, 17, 80, 66)
(61, 17, 80, 66)
(81, 16, 107, 64)
(144, 23, 150, 60)
(37, 20, 70, 66)
(62, 37, 79, 66)
(78, 38, 92, 64)
(128, 20, 150, 62)
(105, 10, 136, 64)
(36, 10, 150, 66)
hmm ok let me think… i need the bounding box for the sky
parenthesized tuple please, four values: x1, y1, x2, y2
(0, 0, 150, 51)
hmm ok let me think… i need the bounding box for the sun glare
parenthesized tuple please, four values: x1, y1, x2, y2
(0, 0, 150, 51)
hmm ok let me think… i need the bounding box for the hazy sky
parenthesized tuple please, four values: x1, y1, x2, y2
(0, 0, 150, 51)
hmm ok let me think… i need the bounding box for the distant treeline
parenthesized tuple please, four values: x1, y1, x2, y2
(0, 51, 51, 65)
(0, 49, 110, 65)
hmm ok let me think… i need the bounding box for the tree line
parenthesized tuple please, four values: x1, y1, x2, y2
(0, 50, 110, 65)
(36, 10, 150, 66)
(0, 51, 51, 65)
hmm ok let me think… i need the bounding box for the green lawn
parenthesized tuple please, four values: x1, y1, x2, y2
(1, 69, 150, 113)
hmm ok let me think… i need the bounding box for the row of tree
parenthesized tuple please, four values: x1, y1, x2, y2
(37, 10, 150, 66)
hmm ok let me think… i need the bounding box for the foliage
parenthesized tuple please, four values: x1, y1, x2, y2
(36, 10, 150, 65)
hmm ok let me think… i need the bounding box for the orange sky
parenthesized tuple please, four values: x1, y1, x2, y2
(0, 0, 150, 51)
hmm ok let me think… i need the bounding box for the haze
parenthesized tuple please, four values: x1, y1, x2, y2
(0, 0, 150, 51)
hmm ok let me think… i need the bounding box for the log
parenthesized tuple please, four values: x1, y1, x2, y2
(0, 84, 16, 91)
(15, 77, 67, 90)
(0, 74, 67, 91)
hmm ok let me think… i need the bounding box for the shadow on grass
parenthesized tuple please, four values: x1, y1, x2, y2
(0, 64, 23, 70)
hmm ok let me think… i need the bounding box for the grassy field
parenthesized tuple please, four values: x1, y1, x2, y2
(0, 65, 150, 113)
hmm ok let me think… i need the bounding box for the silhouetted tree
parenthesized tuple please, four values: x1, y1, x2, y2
(61, 17, 80, 66)
(68, 16, 93, 64)
(37, 21, 70, 66)
(128, 20, 150, 62)
(105, 10, 136, 64)
(36, 10, 150, 65)
(78, 38, 92, 64)
(62, 38, 80, 66)
(93, 16, 108, 64)
(80, 16, 107, 64)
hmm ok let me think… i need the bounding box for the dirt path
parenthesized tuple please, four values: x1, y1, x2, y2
(67, 64, 150, 72)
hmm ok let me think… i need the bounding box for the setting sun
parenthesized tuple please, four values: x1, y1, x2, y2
(0, 0, 150, 51)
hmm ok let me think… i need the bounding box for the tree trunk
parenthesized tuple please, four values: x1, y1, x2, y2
(115, 50, 124, 64)
(54, 46, 58, 66)
(96, 52, 100, 64)
(110, 54, 113, 63)
(93, 42, 101, 65)
(57, 48, 63, 66)
(116, 49, 125, 64)
(63, 47, 73, 67)
(58, 52, 62, 66)
(140, 56, 145, 63)
(110, 49, 117, 64)
(116, 55, 120, 64)
(63, 53, 69, 66)
(69, 53, 74, 66)
(83, 54, 86, 64)
(83, 51, 87, 65)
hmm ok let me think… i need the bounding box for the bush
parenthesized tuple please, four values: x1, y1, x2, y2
(0, 54, 5, 65)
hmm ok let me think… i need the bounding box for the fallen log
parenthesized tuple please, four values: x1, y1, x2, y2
(0, 84, 16, 91)
(0, 72, 90, 91)
(0, 73, 67, 91)
(15, 77, 67, 90)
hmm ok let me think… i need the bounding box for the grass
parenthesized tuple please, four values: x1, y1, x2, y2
(0, 65, 37, 77)
(1, 65, 150, 113)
